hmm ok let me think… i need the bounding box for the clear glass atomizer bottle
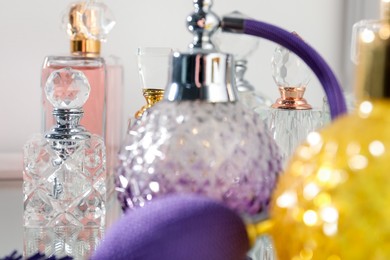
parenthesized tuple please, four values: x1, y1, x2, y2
(24, 68, 106, 259)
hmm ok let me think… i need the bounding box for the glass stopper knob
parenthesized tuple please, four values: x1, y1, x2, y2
(215, 11, 259, 61)
(382, 0, 390, 19)
(64, 2, 86, 38)
(82, 1, 116, 41)
(63, 1, 116, 41)
(187, 0, 220, 50)
(271, 38, 311, 88)
(271, 34, 312, 109)
(45, 68, 91, 109)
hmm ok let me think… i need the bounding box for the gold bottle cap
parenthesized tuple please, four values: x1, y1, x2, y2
(65, 1, 116, 56)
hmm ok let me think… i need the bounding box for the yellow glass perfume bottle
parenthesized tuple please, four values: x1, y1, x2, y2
(267, 1, 390, 259)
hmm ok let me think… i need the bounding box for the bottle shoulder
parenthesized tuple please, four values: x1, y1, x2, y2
(320, 110, 390, 142)
(285, 111, 390, 171)
(43, 55, 105, 69)
(24, 135, 105, 160)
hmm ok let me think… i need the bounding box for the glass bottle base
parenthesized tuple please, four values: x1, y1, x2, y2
(24, 227, 104, 260)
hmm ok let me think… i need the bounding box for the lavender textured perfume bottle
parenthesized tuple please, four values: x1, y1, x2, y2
(24, 68, 106, 259)
(116, 0, 282, 232)
(41, 1, 122, 223)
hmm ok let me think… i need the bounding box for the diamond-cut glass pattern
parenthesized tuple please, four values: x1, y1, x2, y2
(23, 134, 106, 259)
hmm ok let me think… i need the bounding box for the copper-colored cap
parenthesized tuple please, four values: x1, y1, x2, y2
(271, 86, 312, 110)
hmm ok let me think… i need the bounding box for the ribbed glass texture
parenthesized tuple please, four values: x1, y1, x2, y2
(266, 108, 324, 164)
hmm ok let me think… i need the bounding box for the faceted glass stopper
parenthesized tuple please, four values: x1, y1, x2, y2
(351, 20, 382, 64)
(271, 45, 310, 88)
(214, 11, 259, 60)
(82, 1, 116, 41)
(63, 1, 116, 41)
(45, 68, 90, 109)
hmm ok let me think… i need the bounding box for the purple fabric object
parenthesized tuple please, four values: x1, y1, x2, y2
(92, 195, 249, 260)
(243, 19, 347, 120)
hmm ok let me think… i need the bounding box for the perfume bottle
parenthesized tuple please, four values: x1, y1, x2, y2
(268, 1, 390, 258)
(266, 43, 324, 164)
(23, 68, 106, 259)
(116, 0, 282, 218)
(41, 1, 115, 135)
(41, 1, 122, 223)
(134, 47, 172, 120)
(215, 12, 272, 113)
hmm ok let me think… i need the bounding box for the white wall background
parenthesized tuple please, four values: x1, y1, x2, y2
(0, 0, 382, 256)
(0, 0, 347, 158)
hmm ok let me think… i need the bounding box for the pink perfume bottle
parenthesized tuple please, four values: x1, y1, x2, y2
(41, 1, 123, 223)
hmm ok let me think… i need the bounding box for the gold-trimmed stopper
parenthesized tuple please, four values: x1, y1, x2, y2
(71, 38, 101, 56)
(68, 2, 101, 56)
(135, 89, 165, 119)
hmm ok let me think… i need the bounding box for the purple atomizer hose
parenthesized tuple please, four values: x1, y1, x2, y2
(222, 17, 347, 120)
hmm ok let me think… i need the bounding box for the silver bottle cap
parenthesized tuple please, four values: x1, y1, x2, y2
(164, 0, 238, 103)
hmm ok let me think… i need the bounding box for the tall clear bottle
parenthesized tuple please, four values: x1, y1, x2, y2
(41, 1, 123, 223)
(24, 68, 106, 259)
(266, 44, 324, 164)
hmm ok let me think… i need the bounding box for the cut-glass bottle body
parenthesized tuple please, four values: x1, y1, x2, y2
(23, 134, 106, 259)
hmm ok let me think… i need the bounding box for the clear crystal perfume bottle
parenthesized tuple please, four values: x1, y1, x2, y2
(215, 12, 272, 113)
(24, 68, 106, 259)
(41, 1, 122, 224)
(269, 1, 390, 258)
(265, 44, 324, 164)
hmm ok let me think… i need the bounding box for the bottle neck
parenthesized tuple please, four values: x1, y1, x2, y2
(355, 20, 390, 101)
(271, 86, 312, 110)
(235, 60, 255, 92)
(45, 109, 91, 141)
(135, 89, 165, 119)
(70, 39, 101, 57)
(381, 0, 390, 20)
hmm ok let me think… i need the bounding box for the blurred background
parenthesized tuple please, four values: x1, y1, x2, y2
(0, 0, 380, 254)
